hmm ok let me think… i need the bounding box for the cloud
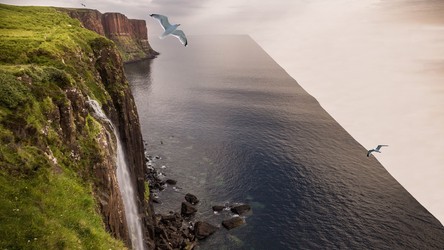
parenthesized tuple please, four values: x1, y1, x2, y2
(0, 0, 308, 35)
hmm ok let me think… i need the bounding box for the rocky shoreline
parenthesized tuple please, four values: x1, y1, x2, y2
(143, 142, 251, 249)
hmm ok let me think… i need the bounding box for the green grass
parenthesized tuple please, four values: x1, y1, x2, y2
(0, 71, 29, 108)
(144, 181, 150, 203)
(0, 4, 111, 104)
(0, 4, 128, 249)
(111, 36, 147, 62)
(0, 171, 126, 249)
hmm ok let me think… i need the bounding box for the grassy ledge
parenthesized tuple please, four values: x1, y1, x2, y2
(0, 4, 127, 249)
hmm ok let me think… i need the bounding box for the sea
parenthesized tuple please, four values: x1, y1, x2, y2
(125, 35, 444, 249)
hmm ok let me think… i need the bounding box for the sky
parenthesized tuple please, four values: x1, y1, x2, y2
(2, 0, 444, 224)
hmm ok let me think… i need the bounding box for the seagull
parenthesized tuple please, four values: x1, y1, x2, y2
(150, 14, 188, 47)
(367, 145, 388, 157)
(81, 3, 86, 7)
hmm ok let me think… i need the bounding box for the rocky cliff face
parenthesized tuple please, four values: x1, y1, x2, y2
(91, 39, 156, 248)
(63, 8, 158, 62)
(63, 8, 158, 248)
(0, 5, 154, 249)
(63, 9, 105, 36)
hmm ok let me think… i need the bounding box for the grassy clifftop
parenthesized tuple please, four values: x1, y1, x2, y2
(0, 4, 129, 249)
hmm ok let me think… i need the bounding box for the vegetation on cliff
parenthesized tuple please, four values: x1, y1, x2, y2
(0, 4, 143, 248)
(60, 8, 159, 62)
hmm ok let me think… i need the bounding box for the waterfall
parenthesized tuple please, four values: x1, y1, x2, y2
(86, 98, 145, 250)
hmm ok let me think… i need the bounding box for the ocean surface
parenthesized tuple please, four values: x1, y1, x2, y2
(125, 36, 444, 249)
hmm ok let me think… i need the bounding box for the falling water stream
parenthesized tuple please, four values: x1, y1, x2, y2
(86, 98, 145, 250)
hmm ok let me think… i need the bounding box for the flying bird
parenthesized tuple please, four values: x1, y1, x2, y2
(367, 145, 388, 157)
(150, 14, 188, 47)
(81, 3, 86, 7)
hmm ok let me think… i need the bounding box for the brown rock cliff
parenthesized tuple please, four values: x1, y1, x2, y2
(130, 19, 148, 40)
(0, 5, 156, 249)
(58, 9, 157, 248)
(89, 38, 156, 249)
(63, 9, 158, 62)
(61, 88, 130, 242)
(63, 9, 105, 36)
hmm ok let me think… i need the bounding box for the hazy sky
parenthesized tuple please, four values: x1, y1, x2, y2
(2, 0, 444, 224)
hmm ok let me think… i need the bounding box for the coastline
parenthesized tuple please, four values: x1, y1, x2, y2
(127, 35, 444, 249)
(0, 4, 156, 248)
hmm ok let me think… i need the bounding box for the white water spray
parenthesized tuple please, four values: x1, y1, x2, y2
(87, 98, 145, 250)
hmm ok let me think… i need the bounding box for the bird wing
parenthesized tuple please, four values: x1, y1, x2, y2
(367, 149, 374, 157)
(171, 29, 188, 46)
(376, 145, 388, 150)
(150, 14, 171, 30)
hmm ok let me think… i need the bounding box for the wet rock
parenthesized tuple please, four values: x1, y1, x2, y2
(157, 240, 173, 250)
(145, 165, 165, 192)
(212, 205, 225, 212)
(231, 204, 251, 215)
(181, 202, 197, 217)
(166, 179, 177, 185)
(194, 221, 218, 240)
(168, 231, 183, 247)
(184, 241, 197, 250)
(152, 182, 164, 191)
(222, 217, 245, 230)
(185, 193, 199, 205)
(161, 214, 177, 223)
(154, 212, 196, 249)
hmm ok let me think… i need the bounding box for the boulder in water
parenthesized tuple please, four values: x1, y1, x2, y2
(231, 204, 251, 215)
(222, 217, 245, 230)
(185, 193, 199, 205)
(212, 205, 225, 212)
(181, 202, 197, 217)
(194, 221, 218, 239)
(166, 179, 177, 185)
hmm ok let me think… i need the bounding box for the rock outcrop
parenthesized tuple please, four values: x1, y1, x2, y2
(194, 221, 218, 240)
(63, 9, 105, 35)
(0, 5, 155, 249)
(181, 201, 198, 217)
(185, 193, 199, 205)
(90, 36, 156, 248)
(62, 8, 158, 62)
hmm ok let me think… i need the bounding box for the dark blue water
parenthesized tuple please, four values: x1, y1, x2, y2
(125, 35, 444, 249)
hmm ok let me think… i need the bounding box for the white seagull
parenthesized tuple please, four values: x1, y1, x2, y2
(367, 145, 388, 157)
(150, 14, 188, 47)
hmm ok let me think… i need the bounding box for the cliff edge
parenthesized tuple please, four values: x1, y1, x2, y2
(0, 4, 154, 249)
(62, 8, 159, 62)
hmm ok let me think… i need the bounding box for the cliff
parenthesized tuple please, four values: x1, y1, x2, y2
(0, 4, 154, 249)
(63, 8, 159, 62)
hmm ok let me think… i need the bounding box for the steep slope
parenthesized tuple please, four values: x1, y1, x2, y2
(62, 8, 159, 62)
(0, 4, 154, 249)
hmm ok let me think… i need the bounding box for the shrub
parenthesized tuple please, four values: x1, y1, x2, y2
(0, 71, 29, 109)
(43, 67, 73, 88)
